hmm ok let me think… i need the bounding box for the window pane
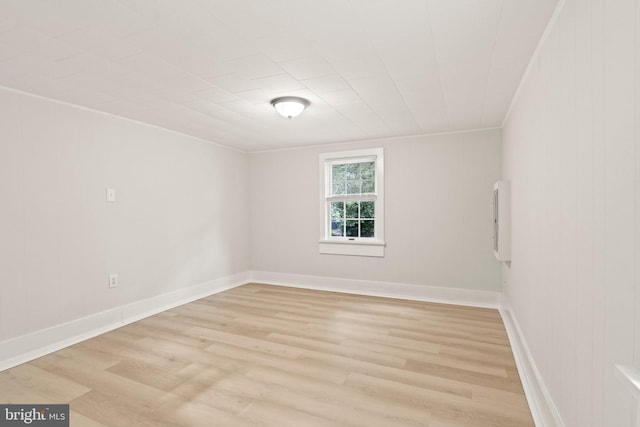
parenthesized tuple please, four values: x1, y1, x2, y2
(330, 201, 344, 219)
(361, 179, 374, 193)
(331, 220, 344, 236)
(346, 220, 359, 237)
(331, 164, 346, 195)
(360, 201, 375, 218)
(332, 164, 346, 180)
(345, 201, 359, 218)
(360, 220, 375, 237)
(361, 162, 375, 179)
(346, 180, 361, 195)
(346, 163, 360, 179)
(332, 181, 345, 195)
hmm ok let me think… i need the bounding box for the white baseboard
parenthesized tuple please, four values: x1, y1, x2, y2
(249, 270, 501, 309)
(1, 268, 564, 427)
(0, 271, 250, 372)
(0, 270, 504, 373)
(499, 306, 564, 427)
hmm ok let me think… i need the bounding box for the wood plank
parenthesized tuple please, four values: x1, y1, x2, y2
(0, 283, 533, 426)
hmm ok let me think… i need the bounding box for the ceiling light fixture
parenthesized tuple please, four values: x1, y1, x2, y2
(271, 96, 310, 119)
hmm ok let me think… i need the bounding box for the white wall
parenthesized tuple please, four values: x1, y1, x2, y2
(0, 88, 250, 344)
(249, 129, 503, 293)
(502, 0, 640, 425)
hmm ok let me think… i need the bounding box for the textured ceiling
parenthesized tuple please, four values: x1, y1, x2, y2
(0, 0, 558, 151)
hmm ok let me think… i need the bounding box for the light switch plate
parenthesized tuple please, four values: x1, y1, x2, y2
(106, 188, 116, 202)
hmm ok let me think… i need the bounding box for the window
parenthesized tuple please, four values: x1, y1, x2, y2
(319, 148, 385, 257)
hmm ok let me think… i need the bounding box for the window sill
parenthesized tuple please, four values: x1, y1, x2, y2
(318, 240, 386, 257)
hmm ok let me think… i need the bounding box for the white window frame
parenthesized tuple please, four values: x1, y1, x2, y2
(318, 148, 385, 257)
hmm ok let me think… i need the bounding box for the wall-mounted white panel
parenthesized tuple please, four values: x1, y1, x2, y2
(493, 180, 511, 261)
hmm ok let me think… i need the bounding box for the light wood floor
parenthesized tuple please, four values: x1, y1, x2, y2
(0, 284, 534, 426)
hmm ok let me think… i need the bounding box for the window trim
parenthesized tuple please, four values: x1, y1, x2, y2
(318, 148, 385, 257)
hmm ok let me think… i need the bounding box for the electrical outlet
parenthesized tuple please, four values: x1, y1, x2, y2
(109, 273, 118, 288)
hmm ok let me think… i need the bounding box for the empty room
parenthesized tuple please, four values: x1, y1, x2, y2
(0, 0, 639, 426)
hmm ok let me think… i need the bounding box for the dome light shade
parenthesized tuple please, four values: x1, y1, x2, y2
(271, 96, 310, 119)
